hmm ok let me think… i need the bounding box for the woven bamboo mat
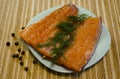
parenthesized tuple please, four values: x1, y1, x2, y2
(0, 0, 120, 79)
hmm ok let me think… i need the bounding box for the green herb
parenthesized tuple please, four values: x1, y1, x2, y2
(50, 33, 73, 63)
(78, 14, 90, 23)
(67, 16, 79, 22)
(67, 14, 89, 23)
(57, 22, 76, 33)
(37, 42, 53, 47)
(37, 14, 89, 63)
(51, 32, 67, 44)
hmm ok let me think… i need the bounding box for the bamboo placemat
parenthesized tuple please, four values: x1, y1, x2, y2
(0, 0, 120, 79)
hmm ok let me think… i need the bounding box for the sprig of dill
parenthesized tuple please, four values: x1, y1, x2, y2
(37, 14, 89, 63)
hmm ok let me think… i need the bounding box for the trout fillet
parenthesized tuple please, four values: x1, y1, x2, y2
(19, 4, 102, 72)
(58, 17, 102, 71)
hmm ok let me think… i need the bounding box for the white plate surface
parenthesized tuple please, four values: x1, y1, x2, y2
(27, 5, 111, 73)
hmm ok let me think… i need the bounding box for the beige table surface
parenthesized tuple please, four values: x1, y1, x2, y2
(0, 0, 120, 79)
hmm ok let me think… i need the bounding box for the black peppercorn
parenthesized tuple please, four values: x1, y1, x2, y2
(6, 42, 10, 46)
(20, 61, 23, 66)
(21, 51, 25, 55)
(12, 54, 19, 58)
(24, 67, 28, 71)
(16, 54, 19, 58)
(11, 33, 15, 37)
(21, 27, 25, 30)
(18, 48, 21, 52)
(14, 41, 19, 46)
(19, 56, 22, 60)
(12, 54, 16, 58)
(15, 54, 19, 58)
(33, 59, 38, 64)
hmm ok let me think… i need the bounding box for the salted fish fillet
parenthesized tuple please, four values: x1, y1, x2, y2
(58, 17, 102, 71)
(19, 4, 78, 57)
(19, 4, 102, 72)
